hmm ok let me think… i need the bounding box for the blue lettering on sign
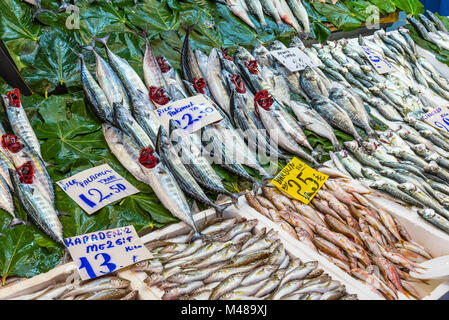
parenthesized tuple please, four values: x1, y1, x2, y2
(59, 170, 113, 191)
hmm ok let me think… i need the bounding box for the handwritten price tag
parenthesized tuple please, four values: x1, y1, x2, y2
(422, 106, 449, 133)
(154, 95, 223, 133)
(361, 46, 395, 74)
(56, 164, 139, 215)
(271, 157, 328, 204)
(65, 225, 152, 280)
(270, 47, 318, 72)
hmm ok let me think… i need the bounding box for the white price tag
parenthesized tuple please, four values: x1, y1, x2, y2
(56, 164, 139, 215)
(154, 95, 223, 133)
(361, 46, 395, 74)
(422, 106, 449, 133)
(270, 47, 318, 72)
(65, 225, 152, 280)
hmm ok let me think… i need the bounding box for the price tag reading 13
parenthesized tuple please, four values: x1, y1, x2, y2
(65, 225, 152, 280)
(271, 157, 328, 204)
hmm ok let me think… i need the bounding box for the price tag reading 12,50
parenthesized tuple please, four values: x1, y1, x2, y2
(56, 164, 139, 215)
(271, 157, 328, 205)
(361, 46, 395, 74)
(154, 94, 223, 133)
(65, 226, 152, 280)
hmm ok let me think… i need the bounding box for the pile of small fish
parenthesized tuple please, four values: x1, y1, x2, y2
(222, 0, 311, 35)
(10, 275, 137, 300)
(134, 216, 356, 300)
(0, 89, 64, 245)
(245, 176, 433, 300)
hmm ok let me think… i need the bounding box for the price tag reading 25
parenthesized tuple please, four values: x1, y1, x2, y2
(271, 158, 328, 204)
(65, 225, 152, 280)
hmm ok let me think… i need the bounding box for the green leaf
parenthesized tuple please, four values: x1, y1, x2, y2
(21, 29, 79, 94)
(125, 0, 180, 32)
(311, 2, 363, 31)
(368, 0, 397, 15)
(393, 0, 424, 16)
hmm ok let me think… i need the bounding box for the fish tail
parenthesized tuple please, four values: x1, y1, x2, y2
(7, 217, 26, 229)
(70, 48, 84, 60)
(81, 37, 96, 52)
(214, 202, 233, 217)
(95, 34, 111, 46)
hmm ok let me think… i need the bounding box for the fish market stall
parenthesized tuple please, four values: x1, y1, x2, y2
(1, 0, 449, 301)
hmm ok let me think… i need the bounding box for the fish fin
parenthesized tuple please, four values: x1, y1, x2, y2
(44, 161, 54, 167)
(7, 218, 26, 229)
(95, 34, 111, 46)
(81, 37, 96, 52)
(57, 211, 70, 218)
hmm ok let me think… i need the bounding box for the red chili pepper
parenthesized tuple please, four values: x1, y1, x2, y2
(231, 75, 246, 94)
(156, 56, 171, 73)
(1, 135, 24, 153)
(244, 60, 259, 75)
(193, 78, 206, 94)
(149, 86, 170, 106)
(221, 47, 233, 61)
(139, 147, 158, 169)
(7, 89, 21, 108)
(16, 161, 34, 184)
(254, 90, 273, 111)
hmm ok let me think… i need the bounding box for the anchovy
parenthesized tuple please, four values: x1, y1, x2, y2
(398, 183, 449, 219)
(419, 14, 438, 33)
(418, 209, 449, 234)
(369, 180, 424, 207)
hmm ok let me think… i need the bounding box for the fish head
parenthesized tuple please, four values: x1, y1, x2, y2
(370, 180, 386, 189)
(397, 128, 410, 139)
(398, 182, 417, 192)
(418, 209, 436, 219)
(420, 130, 432, 138)
(403, 114, 417, 125)
(379, 168, 395, 177)
(252, 42, 271, 67)
(131, 260, 149, 271)
(269, 40, 286, 51)
(424, 161, 440, 173)
(390, 148, 404, 157)
(234, 46, 254, 63)
(343, 140, 359, 151)
(361, 141, 377, 153)
(361, 167, 377, 179)
(411, 143, 427, 154)
(111, 277, 131, 288)
(289, 36, 305, 50)
(425, 153, 439, 162)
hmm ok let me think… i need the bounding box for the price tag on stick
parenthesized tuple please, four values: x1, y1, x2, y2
(361, 46, 395, 74)
(271, 157, 328, 204)
(56, 164, 139, 215)
(422, 106, 449, 133)
(65, 225, 152, 280)
(154, 94, 223, 133)
(270, 47, 318, 72)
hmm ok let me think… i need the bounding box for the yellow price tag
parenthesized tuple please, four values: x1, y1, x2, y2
(271, 157, 328, 204)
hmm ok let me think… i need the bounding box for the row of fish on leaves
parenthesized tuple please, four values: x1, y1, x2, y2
(222, 0, 339, 35)
(133, 215, 357, 300)
(0, 89, 65, 245)
(77, 27, 290, 242)
(245, 172, 433, 300)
